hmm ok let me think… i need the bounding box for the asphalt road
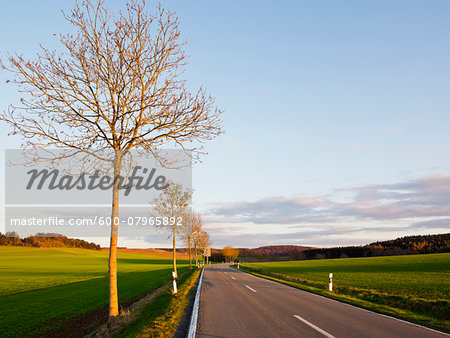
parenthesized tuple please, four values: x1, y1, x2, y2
(196, 264, 447, 338)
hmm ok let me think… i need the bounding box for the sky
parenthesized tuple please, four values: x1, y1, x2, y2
(0, 0, 449, 248)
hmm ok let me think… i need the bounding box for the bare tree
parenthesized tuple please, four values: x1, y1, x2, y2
(151, 182, 192, 291)
(1, 0, 222, 319)
(180, 211, 202, 269)
(192, 224, 206, 266)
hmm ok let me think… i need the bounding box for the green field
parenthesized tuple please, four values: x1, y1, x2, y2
(0, 247, 189, 337)
(241, 253, 450, 331)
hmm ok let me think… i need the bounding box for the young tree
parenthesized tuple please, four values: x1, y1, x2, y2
(152, 182, 192, 290)
(191, 216, 205, 266)
(192, 230, 200, 267)
(1, 0, 222, 319)
(197, 230, 211, 264)
(180, 211, 202, 269)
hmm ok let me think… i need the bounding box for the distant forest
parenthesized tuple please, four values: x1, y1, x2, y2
(232, 233, 450, 262)
(236, 245, 313, 262)
(0, 232, 101, 250)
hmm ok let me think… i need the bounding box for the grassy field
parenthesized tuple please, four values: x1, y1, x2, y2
(0, 246, 189, 337)
(240, 253, 450, 331)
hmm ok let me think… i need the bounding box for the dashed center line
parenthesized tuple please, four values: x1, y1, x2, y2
(245, 285, 257, 292)
(231, 276, 236, 280)
(293, 315, 335, 338)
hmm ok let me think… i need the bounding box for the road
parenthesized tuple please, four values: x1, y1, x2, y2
(196, 264, 447, 338)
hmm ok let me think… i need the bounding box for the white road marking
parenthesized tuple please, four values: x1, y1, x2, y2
(235, 267, 447, 336)
(291, 287, 448, 335)
(293, 315, 335, 338)
(231, 276, 237, 280)
(245, 285, 257, 292)
(187, 268, 204, 338)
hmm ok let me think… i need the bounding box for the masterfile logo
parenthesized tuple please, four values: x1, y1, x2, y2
(25, 167, 169, 196)
(5, 149, 191, 205)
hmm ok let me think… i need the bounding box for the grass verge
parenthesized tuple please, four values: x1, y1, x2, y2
(235, 264, 449, 333)
(114, 268, 201, 338)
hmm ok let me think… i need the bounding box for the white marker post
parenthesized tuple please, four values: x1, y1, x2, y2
(328, 273, 333, 292)
(237, 262, 240, 269)
(173, 271, 178, 294)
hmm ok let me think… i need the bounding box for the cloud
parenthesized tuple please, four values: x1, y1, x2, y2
(203, 228, 402, 248)
(207, 195, 334, 225)
(201, 173, 450, 247)
(209, 173, 450, 224)
(341, 173, 450, 219)
(407, 217, 450, 230)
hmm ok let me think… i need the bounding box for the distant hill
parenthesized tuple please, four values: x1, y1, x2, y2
(216, 233, 450, 262)
(295, 233, 450, 260)
(0, 232, 101, 250)
(243, 245, 313, 255)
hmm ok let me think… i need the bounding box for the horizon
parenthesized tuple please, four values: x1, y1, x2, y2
(4, 231, 448, 250)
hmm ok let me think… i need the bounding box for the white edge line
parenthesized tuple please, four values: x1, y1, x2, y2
(233, 267, 449, 336)
(245, 285, 257, 292)
(327, 296, 450, 336)
(302, 288, 450, 336)
(293, 315, 335, 338)
(187, 267, 204, 338)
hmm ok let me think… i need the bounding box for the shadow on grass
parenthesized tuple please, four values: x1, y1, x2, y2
(0, 266, 190, 337)
(116, 257, 189, 265)
(114, 268, 199, 338)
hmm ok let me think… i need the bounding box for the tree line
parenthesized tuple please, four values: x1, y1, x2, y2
(290, 234, 450, 260)
(296, 233, 450, 260)
(238, 245, 312, 261)
(212, 234, 449, 262)
(236, 233, 449, 261)
(0, 232, 101, 250)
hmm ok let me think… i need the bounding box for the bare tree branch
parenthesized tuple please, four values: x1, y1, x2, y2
(1, 0, 222, 319)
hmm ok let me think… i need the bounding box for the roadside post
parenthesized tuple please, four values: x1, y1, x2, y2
(329, 273, 333, 292)
(173, 271, 178, 294)
(237, 262, 240, 269)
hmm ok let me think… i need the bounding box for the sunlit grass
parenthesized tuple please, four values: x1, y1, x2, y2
(0, 246, 189, 337)
(244, 253, 450, 300)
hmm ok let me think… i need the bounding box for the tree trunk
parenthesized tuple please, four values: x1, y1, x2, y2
(108, 151, 122, 319)
(172, 229, 177, 278)
(195, 246, 198, 266)
(188, 236, 192, 270)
